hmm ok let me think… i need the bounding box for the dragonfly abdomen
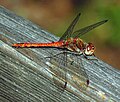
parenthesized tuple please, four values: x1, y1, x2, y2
(12, 41, 64, 48)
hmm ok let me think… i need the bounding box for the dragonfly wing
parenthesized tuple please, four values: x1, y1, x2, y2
(41, 50, 68, 98)
(72, 20, 108, 38)
(47, 50, 68, 88)
(59, 13, 81, 41)
(69, 54, 89, 82)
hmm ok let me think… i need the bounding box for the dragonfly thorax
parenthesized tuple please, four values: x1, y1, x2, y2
(63, 38, 95, 56)
(64, 38, 85, 53)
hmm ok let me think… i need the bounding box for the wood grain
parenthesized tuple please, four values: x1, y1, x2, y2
(0, 6, 120, 102)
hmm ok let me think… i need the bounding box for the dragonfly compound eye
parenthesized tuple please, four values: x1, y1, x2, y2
(84, 43, 95, 55)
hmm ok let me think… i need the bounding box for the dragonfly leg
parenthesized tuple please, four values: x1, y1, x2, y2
(83, 54, 98, 61)
(44, 52, 64, 59)
(69, 60, 74, 65)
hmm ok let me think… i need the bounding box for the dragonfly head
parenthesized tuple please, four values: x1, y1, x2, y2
(84, 43, 95, 56)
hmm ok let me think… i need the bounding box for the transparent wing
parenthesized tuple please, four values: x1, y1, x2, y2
(43, 50, 68, 98)
(47, 50, 68, 88)
(59, 13, 81, 41)
(72, 20, 108, 38)
(68, 54, 89, 83)
(50, 51, 89, 86)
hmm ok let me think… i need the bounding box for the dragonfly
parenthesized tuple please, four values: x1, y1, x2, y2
(12, 13, 108, 88)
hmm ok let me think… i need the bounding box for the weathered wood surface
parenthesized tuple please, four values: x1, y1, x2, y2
(0, 6, 120, 102)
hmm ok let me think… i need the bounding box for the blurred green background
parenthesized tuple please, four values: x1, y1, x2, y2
(0, 0, 120, 69)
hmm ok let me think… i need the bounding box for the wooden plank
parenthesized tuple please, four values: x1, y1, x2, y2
(0, 6, 120, 102)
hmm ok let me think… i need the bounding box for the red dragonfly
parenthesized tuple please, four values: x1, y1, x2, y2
(12, 13, 108, 87)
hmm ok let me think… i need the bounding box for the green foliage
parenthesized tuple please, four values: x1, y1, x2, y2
(98, 4, 120, 47)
